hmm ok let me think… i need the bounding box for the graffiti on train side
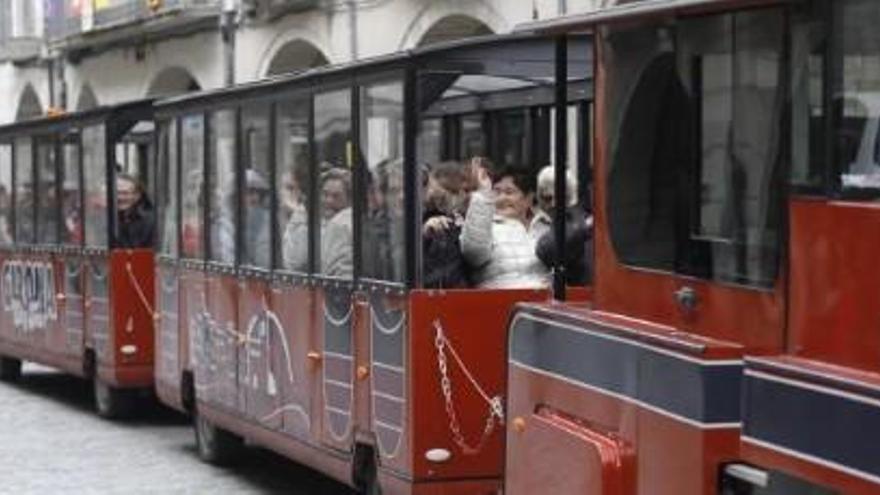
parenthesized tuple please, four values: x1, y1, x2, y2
(1, 260, 58, 332)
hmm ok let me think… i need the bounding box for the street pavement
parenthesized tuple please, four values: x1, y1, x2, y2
(0, 363, 355, 495)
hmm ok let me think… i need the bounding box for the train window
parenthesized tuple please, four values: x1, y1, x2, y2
(14, 136, 35, 244)
(790, 0, 827, 190)
(833, 0, 880, 195)
(0, 143, 12, 245)
(180, 114, 206, 260)
(605, 9, 785, 288)
(207, 109, 236, 264)
(360, 79, 405, 283)
(240, 103, 271, 269)
(314, 88, 353, 279)
(82, 125, 107, 248)
(459, 114, 486, 160)
(276, 95, 311, 273)
(417, 118, 442, 166)
(159, 120, 179, 257)
(61, 138, 82, 246)
(36, 137, 60, 244)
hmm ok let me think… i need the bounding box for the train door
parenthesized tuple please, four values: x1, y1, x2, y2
(34, 135, 63, 355)
(271, 91, 316, 442)
(597, 9, 787, 351)
(155, 119, 183, 407)
(0, 142, 12, 347)
(312, 85, 357, 452)
(80, 123, 114, 371)
(355, 75, 408, 467)
(59, 133, 86, 363)
(236, 100, 280, 430)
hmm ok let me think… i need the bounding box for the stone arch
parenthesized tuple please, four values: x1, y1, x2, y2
(416, 15, 494, 47)
(398, 1, 506, 50)
(76, 84, 99, 111)
(264, 39, 329, 77)
(16, 84, 43, 121)
(146, 66, 202, 98)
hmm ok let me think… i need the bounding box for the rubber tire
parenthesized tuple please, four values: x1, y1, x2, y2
(194, 410, 243, 466)
(0, 357, 21, 382)
(93, 378, 136, 419)
(353, 447, 382, 495)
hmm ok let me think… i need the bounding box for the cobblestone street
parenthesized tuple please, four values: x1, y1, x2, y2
(0, 364, 354, 495)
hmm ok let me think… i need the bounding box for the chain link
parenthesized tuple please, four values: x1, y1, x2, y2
(433, 319, 504, 455)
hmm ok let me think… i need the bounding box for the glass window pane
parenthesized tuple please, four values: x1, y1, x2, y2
(790, 0, 827, 188)
(208, 109, 236, 264)
(277, 95, 311, 273)
(82, 125, 108, 247)
(837, 0, 880, 191)
(459, 114, 485, 159)
(0, 143, 12, 245)
(241, 103, 271, 268)
(417, 118, 442, 165)
(360, 80, 405, 283)
(36, 137, 60, 244)
(315, 89, 353, 279)
(181, 114, 205, 259)
(15, 136, 34, 244)
(159, 120, 179, 256)
(61, 139, 82, 245)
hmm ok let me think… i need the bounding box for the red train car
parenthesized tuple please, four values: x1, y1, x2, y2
(0, 100, 156, 418)
(152, 35, 592, 494)
(506, 1, 880, 494)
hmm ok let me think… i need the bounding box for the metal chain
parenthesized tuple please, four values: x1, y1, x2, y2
(433, 319, 504, 455)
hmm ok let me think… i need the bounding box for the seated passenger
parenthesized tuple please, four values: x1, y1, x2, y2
(115, 173, 155, 248)
(422, 161, 469, 289)
(281, 167, 310, 272)
(530, 165, 577, 240)
(319, 168, 353, 278)
(242, 169, 271, 267)
(459, 164, 549, 289)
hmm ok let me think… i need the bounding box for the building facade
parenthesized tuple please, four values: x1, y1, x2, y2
(0, 0, 602, 124)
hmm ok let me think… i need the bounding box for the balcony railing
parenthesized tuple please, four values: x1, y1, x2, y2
(46, 0, 222, 43)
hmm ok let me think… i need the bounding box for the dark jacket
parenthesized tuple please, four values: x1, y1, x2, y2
(536, 207, 593, 285)
(422, 210, 469, 289)
(116, 198, 155, 248)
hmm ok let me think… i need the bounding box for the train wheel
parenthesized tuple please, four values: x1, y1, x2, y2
(194, 409, 243, 465)
(93, 378, 136, 419)
(0, 357, 21, 382)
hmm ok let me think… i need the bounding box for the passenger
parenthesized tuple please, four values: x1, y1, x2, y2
(459, 163, 549, 288)
(0, 185, 11, 244)
(115, 173, 155, 248)
(363, 160, 405, 282)
(319, 168, 353, 278)
(530, 165, 578, 240)
(242, 169, 271, 267)
(61, 179, 82, 244)
(281, 163, 320, 272)
(422, 161, 469, 289)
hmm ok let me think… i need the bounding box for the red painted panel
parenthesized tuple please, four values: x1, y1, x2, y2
(268, 283, 317, 442)
(506, 408, 635, 495)
(789, 199, 880, 373)
(238, 277, 281, 430)
(506, 365, 740, 495)
(201, 272, 239, 411)
(408, 289, 547, 482)
(109, 250, 155, 386)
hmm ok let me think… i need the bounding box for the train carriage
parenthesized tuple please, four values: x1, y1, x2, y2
(506, 1, 880, 494)
(0, 100, 156, 418)
(153, 34, 593, 494)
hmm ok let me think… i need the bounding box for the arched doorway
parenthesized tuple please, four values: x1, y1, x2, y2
(265, 39, 329, 77)
(76, 84, 99, 111)
(416, 15, 493, 47)
(16, 84, 43, 121)
(146, 67, 201, 98)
